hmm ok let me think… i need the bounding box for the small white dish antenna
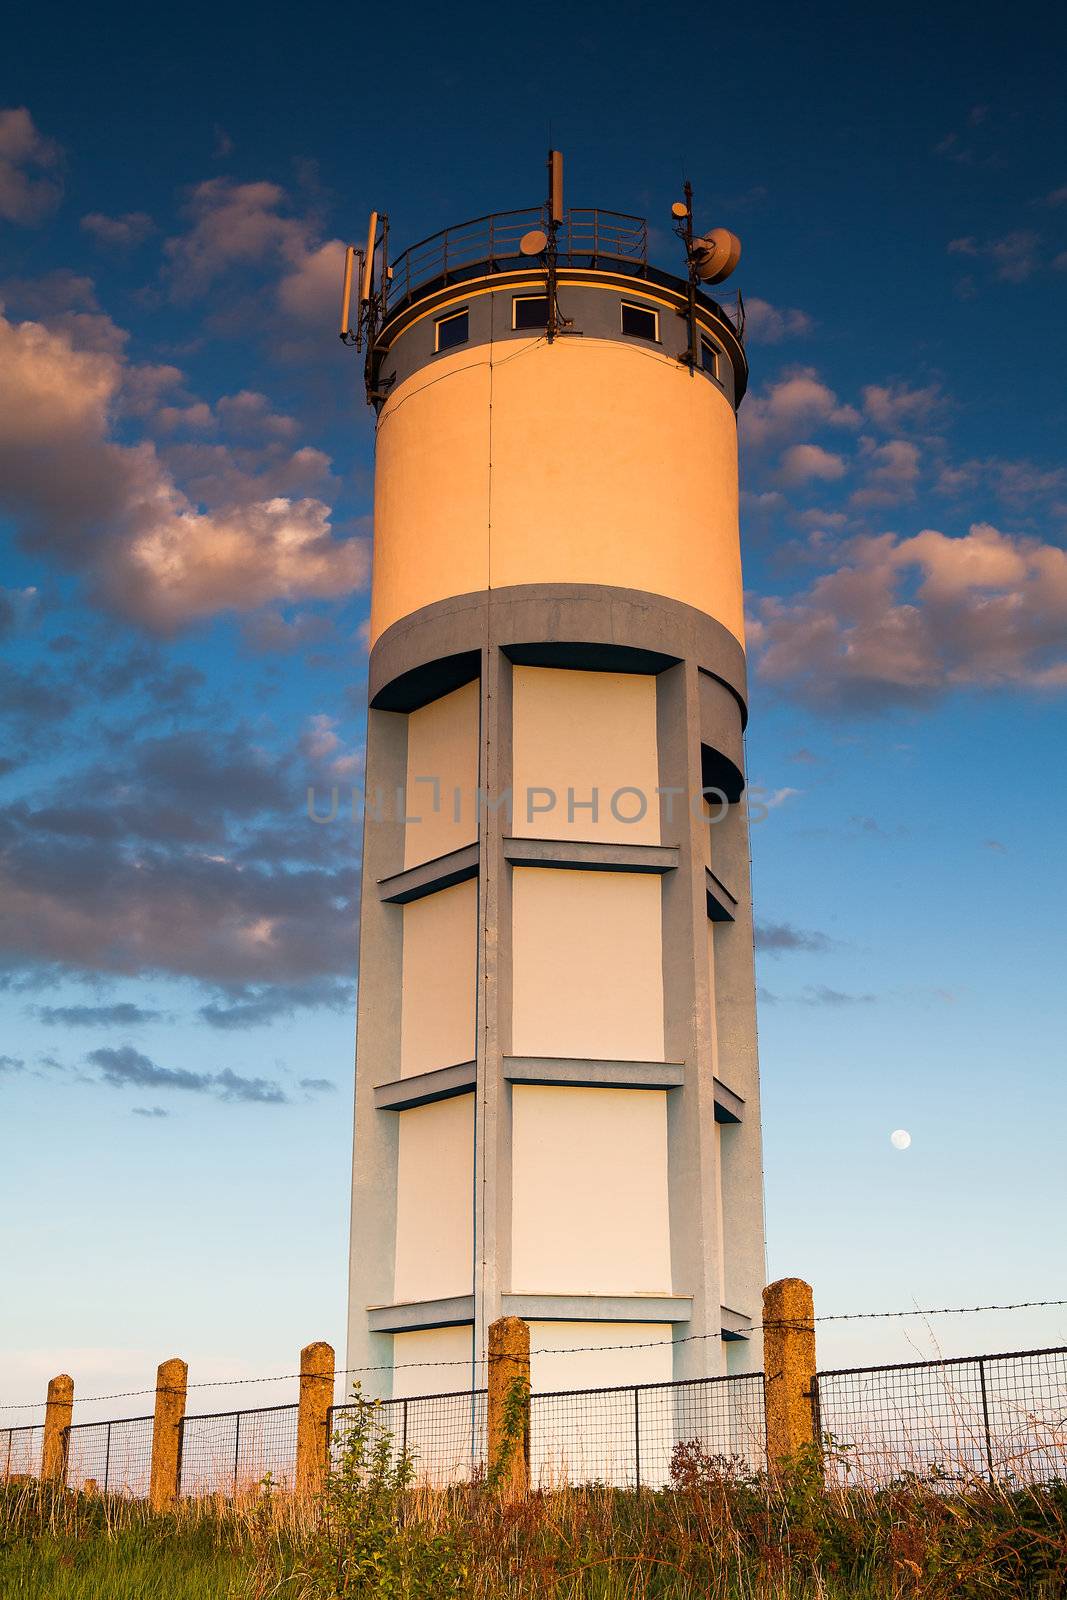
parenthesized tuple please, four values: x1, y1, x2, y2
(671, 201, 689, 218)
(520, 228, 548, 256)
(691, 227, 742, 284)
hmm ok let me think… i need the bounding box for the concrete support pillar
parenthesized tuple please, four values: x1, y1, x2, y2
(41, 1373, 74, 1485)
(296, 1341, 335, 1497)
(762, 1278, 818, 1470)
(149, 1357, 187, 1512)
(487, 1316, 529, 1497)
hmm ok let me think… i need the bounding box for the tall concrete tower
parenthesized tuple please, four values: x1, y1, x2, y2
(345, 163, 765, 1400)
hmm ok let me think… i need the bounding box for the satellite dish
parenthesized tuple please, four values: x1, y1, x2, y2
(520, 228, 548, 256)
(671, 201, 689, 219)
(691, 227, 742, 284)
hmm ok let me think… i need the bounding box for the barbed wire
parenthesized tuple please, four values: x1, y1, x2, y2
(2, 1297, 1065, 1413)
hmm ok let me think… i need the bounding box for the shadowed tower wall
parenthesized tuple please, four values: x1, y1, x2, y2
(347, 232, 766, 1398)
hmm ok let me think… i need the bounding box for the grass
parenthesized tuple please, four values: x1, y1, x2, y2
(3, 1416, 1067, 1599)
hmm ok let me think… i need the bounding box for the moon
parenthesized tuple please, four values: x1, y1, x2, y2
(890, 1129, 912, 1150)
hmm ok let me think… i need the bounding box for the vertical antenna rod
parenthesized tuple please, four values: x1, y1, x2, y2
(546, 149, 563, 342)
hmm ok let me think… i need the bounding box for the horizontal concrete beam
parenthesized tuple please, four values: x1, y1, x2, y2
(504, 1056, 685, 1090)
(720, 1305, 754, 1341)
(705, 866, 738, 923)
(378, 842, 479, 904)
(367, 1295, 475, 1332)
(374, 1060, 477, 1110)
(501, 1294, 693, 1323)
(504, 837, 679, 874)
(713, 1077, 745, 1124)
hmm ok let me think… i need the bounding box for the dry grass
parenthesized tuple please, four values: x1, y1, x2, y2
(3, 1455, 1067, 1598)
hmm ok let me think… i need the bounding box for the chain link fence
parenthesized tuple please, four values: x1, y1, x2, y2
(814, 1345, 1067, 1486)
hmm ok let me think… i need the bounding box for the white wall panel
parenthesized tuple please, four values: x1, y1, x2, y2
(392, 1325, 474, 1399)
(404, 680, 480, 869)
(393, 1095, 474, 1303)
(528, 1320, 674, 1392)
(400, 879, 477, 1076)
(511, 867, 664, 1062)
(511, 1084, 671, 1295)
(511, 666, 659, 843)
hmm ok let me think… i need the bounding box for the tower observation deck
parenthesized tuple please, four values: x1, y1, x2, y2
(346, 166, 766, 1402)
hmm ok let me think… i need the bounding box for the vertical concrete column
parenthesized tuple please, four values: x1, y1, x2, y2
(41, 1373, 74, 1485)
(762, 1279, 817, 1470)
(487, 1315, 529, 1497)
(296, 1341, 335, 1497)
(149, 1357, 187, 1512)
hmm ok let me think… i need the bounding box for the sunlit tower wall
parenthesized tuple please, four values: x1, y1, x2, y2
(346, 168, 766, 1400)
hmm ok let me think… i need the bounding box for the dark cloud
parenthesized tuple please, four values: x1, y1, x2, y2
(198, 978, 351, 1030)
(299, 1077, 336, 1093)
(35, 1002, 163, 1027)
(131, 1105, 169, 1118)
(800, 985, 877, 1006)
(240, 610, 334, 654)
(0, 1053, 25, 1074)
(88, 1044, 210, 1092)
(85, 1044, 292, 1104)
(213, 1066, 287, 1104)
(755, 921, 832, 955)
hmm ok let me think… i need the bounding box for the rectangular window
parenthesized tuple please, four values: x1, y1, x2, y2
(620, 301, 658, 341)
(435, 309, 469, 352)
(513, 295, 549, 330)
(701, 337, 721, 379)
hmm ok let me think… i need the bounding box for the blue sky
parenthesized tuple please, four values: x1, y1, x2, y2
(2, 0, 1066, 1420)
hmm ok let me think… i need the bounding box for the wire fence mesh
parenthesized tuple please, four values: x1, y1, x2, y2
(814, 1345, 1067, 1487)
(2, 1424, 43, 1481)
(530, 1373, 766, 1489)
(329, 1389, 487, 1487)
(66, 1416, 154, 1496)
(8, 1340, 1067, 1498)
(179, 1404, 299, 1496)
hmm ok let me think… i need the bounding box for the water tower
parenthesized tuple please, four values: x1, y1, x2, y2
(343, 156, 765, 1399)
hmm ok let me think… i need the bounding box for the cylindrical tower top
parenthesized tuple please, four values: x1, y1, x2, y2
(361, 198, 750, 655)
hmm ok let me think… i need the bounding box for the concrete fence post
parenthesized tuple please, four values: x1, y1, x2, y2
(487, 1315, 530, 1497)
(296, 1341, 335, 1497)
(41, 1374, 74, 1486)
(762, 1278, 818, 1471)
(149, 1357, 188, 1512)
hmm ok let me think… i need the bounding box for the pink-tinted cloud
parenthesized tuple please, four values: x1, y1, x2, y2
(0, 107, 62, 224)
(748, 523, 1067, 710)
(81, 211, 155, 248)
(0, 309, 367, 630)
(947, 231, 1041, 283)
(850, 438, 921, 507)
(862, 382, 945, 431)
(778, 443, 847, 485)
(741, 298, 814, 344)
(741, 368, 860, 449)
